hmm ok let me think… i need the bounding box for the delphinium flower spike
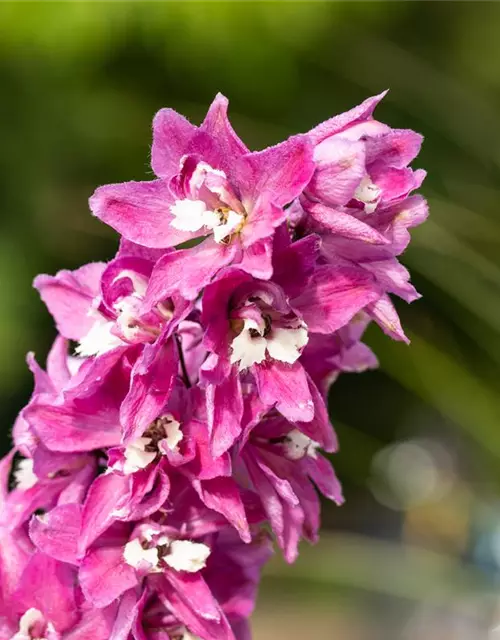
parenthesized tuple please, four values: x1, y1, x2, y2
(0, 92, 427, 640)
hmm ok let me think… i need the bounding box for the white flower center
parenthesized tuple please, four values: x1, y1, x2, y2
(354, 175, 381, 214)
(170, 200, 244, 244)
(122, 414, 183, 475)
(123, 537, 160, 570)
(123, 533, 210, 575)
(164, 540, 211, 573)
(13, 608, 54, 640)
(75, 315, 124, 357)
(163, 416, 183, 452)
(123, 437, 158, 475)
(230, 319, 308, 371)
(14, 458, 38, 490)
(181, 628, 202, 640)
(283, 429, 320, 461)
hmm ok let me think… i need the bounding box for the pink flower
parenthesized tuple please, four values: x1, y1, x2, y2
(90, 95, 316, 299)
(0, 92, 427, 640)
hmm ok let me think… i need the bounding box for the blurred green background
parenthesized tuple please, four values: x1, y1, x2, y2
(2, 2, 500, 637)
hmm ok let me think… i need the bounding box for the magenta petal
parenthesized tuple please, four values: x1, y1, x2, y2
(202, 269, 251, 356)
(125, 465, 171, 521)
(237, 238, 273, 280)
(29, 503, 82, 565)
(272, 233, 321, 298)
(160, 579, 235, 640)
(255, 361, 314, 423)
(235, 134, 315, 208)
(143, 239, 238, 305)
(366, 128, 423, 169)
(193, 477, 251, 543)
(305, 201, 389, 244)
(366, 293, 409, 343)
(293, 265, 381, 334)
(243, 453, 301, 563)
(46, 336, 71, 390)
(107, 589, 140, 640)
(240, 195, 287, 249)
(201, 93, 249, 172)
(80, 545, 139, 608)
(90, 179, 192, 248)
(295, 375, 337, 452)
(164, 570, 221, 622)
(151, 108, 197, 178)
(25, 396, 122, 453)
(121, 335, 177, 443)
(34, 262, 105, 341)
(64, 606, 119, 640)
(207, 371, 244, 457)
(305, 455, 344, 505)
(79, 472, 130, 554)
(0, 528, 31, 606)
(14, 553, 78, 632)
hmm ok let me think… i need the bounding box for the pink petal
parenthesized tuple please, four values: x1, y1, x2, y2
(200, 93, 249, 173)
(80, 545, 139, 608)
(295, 375, 337, 453)
(46, 336, 71, 391)
(308, 138, 366, 206)
(207, 371, 243, 458)
(34, 262, 106, 341)
(234, 134, 315, 209)
(366, 293, 409, 343)
(193, 477, 251, 543)
(237, 238, 273, 280)
(159, 579, 235, 640)
(305, 201, 389, 244)
(90, 179, 192, 248)
(79, 472, 130, 554)
(240, 195, 287, 249)
(29, 503, 82, 565)
(25, 391, 122, 453)
(293, 265, 381, 334)
(366, 128, 423, 169)
(307, 91, 388, 145)
(14, 553, 78, 632)
(254, 361, 314, 423)
(151, 108, 197, 178)
(305, 455, 344, 505)
(143, 239, 238, 305)
(164, 571, 221, 622)
(121, 335, 177, 443)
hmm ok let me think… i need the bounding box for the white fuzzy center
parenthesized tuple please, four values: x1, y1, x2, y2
(76, 314, 124, 357)
(230, 319, 308, 371)
(123, 537, 160, 570)
(354, 175, 381, 213)
(170, 200, 244, 244)
(13, 608, 54, 640)
(123, 534, 210, 574)
(284, 429, 320, 461)
(14, 458, 38, 491)
(164, 540, 211, 573)
(123, 437, 157, 475)
(163, 416, 183, 452)
(122, 414, 183, 475)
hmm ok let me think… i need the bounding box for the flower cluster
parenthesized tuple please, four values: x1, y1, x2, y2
(0, 93, 427, 640)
